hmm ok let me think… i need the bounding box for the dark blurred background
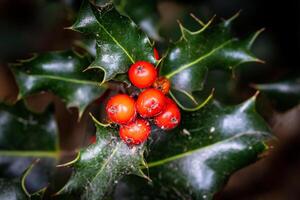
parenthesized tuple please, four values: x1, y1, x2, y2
(0, 0, 299, 199)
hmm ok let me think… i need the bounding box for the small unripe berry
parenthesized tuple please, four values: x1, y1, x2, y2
(153, 48, 160, 61)
(119, 119, 151, 145)
(153, 77, 171, 94)
(106, 94, 136, 124)
(136, 88, 166, 118)
(128, 61, 157, 88)
(154, 98, 181, 130)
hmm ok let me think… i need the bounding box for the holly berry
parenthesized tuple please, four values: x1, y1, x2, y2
(154, 98, 181, 130)
(106, 94, 136, 124)
(119, 119, 151, 145)
(153, 77, 171, 94)
(128, 61, 157, 88)
(136, 88, 166, 118)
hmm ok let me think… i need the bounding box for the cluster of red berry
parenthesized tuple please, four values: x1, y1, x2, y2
(105, 61, 181, 145)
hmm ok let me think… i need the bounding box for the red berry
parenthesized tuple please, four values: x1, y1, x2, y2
(136, 88, 166, 118)
(106, 94, 136, 124)
(154, 98, 181, 130)
(153, 48, 160, 61)
(119, 119, 151, 145)
(153, 77, 171, 94)
(128, 61, 157, 88)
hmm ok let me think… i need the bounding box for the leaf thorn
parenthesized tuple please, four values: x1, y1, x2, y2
(247, 27, 266, 49)
(21, 159, 40, 197)
(177, 20, 188, 41)
(56, 152, 81, 168)
(190, 13, 206, 26)
(223, 10, 242, 27)
(89, 112, 111, 127)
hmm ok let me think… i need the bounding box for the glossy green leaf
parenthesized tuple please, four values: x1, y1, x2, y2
(0, 160, 45, 200)
(0, 101, 58, 194)
(11, 50, 107, 116)
(161, 13, 263, 110)
(58, 122, 147, 199)
(71, 0, 156, 84)
(113, 0, 161, 40)
(74, 37, 97, 58)
(0, 101, 58, 158)
(255, 78, 300, 107)
(255, 78, 300, 96)
(115, 95, 271, 199)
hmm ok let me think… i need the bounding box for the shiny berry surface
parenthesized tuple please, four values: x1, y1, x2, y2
(136, 88, 166, 118)
(128, 61, 157, 88)
(119, 119, 151, 145)
(153, 77, 171, 94)
(106, 94, 136, 124)
(154, 98, 181, 130)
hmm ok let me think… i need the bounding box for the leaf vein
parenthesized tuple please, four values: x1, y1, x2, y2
(166, 39, 234, 78)
(19, 74, 102, 86)
(89, 143, 121, 184)
(146, 131, 268, 168)
(95, 20, 135, 63)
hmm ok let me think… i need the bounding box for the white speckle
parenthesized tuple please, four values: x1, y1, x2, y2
(142, 37, 149, 44)
(182, 129, 191, 136)
(210, 127, 215, 133)
(130, 21, 136, 27)
(248, 146, 253, 150)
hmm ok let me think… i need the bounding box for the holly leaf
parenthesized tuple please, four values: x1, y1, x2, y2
(161, 13, 264, 110)
(74, 37, 97, 58)
(0, 101, 58, 158)
(254, 78, 300, 107)
(11, 50, 107, 116)
(113, 0, 161, 41)
(71, 0, 156, 84)
(57, 122, 147, 200)
(0, 160, 45, 200)
(115, 95, 272, 199)
(0, 101, 58, 193)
